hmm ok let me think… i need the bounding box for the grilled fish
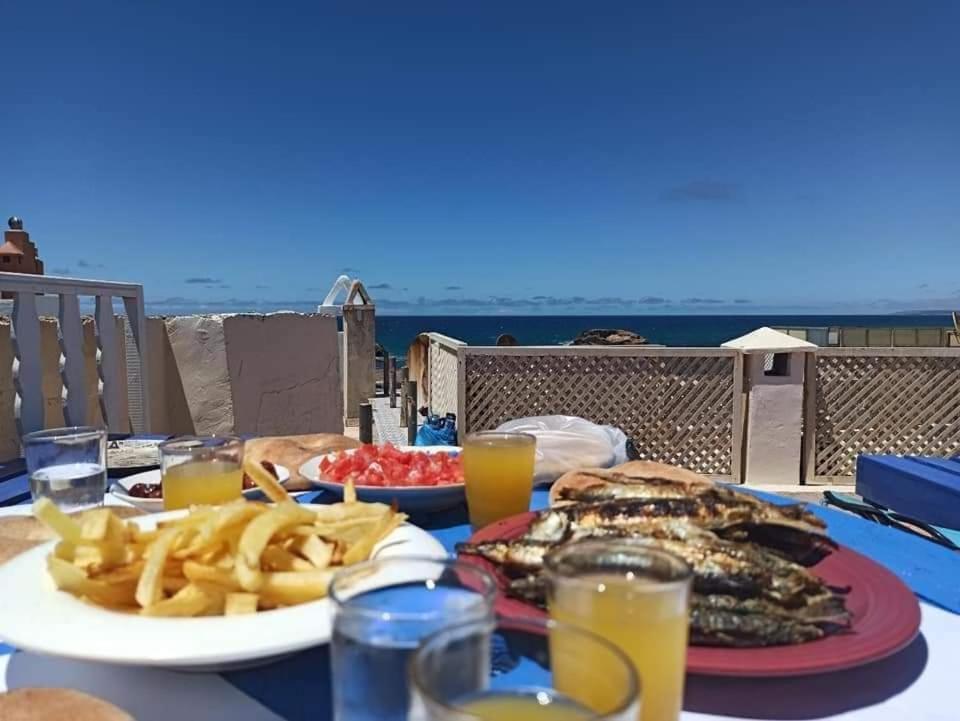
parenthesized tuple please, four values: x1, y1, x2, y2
(526, 496, 834, 565)
(690, 593, 850, 647)
(556, 470, 824, 528)
(459, 526, 839, 608)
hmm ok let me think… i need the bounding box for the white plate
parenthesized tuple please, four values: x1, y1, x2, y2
(109, 466, 293, 513)
(0, 505, 446, 671)
(300, 446, 465, 513)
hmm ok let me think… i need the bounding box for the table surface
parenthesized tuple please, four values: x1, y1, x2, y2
(1, 465, 957, 720)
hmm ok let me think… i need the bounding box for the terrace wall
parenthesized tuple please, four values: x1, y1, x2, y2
(0, 313, 343, 459)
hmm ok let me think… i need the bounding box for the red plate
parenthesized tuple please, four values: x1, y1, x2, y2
(460, 512, 922, 677)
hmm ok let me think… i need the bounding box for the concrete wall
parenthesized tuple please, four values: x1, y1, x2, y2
(224, 313, 342, 435)
(0, 312, 344, 459)
(157, 312, 343, 437)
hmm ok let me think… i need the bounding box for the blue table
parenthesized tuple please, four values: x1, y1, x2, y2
(3, 460, 960, 720)
(856, 455, 960, 531)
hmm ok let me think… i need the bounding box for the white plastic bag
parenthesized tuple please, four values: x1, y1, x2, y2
(495, 415, 628, 485)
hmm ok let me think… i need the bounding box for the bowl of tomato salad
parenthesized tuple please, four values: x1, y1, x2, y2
(299, 444, 465, 512)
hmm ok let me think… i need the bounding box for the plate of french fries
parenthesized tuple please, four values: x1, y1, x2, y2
(0, 463, 446, 671)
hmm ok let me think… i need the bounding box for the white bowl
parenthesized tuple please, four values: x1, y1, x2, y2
(0, 505, 446, 671)
(110, 465, 292, 513)
(300, 446, 465, 513)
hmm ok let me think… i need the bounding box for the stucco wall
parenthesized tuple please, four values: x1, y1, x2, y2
(743, 352, 806, 484)
(224, 313, 342, 435)
(0, 312, 343, 460)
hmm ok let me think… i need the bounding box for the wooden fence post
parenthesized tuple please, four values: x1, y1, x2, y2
(389, 358, 398, 408)
(358, 402, 373, 444)
(399, 367, 408, 423)
(406, 380, 417, 445)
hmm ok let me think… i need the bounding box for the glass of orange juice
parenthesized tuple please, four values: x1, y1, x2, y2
(461, 432, 536, 530)
(544, 540, 693, 721)
(410, 616, 639, 720)
(159, 436, 244, 510)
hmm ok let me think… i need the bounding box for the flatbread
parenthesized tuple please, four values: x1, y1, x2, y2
(548, 460, 712, 505)
(245, 434, 361, 490)
(0, 688, 135, 720)
(0, 507, 144, 565)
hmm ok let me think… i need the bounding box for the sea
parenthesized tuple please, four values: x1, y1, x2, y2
(374, 314, 953, 360)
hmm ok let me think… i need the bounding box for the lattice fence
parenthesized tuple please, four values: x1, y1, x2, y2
(462, 349, 741, 478)
(428, 336, 461, 417)
(811, 349, 960, 480)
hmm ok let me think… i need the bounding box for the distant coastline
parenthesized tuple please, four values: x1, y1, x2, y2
(374, 313, 954, 360)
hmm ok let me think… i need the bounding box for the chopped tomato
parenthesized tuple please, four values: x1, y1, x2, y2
(318, 444, 462, 488)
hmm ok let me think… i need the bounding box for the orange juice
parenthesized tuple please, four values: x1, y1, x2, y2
(162, 460, 243, 510)
(550, 574, 689, 721)
(462, 433, 535, 529)
(456, 691, 596, 720)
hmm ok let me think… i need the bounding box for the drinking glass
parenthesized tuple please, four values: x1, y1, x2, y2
(462, 432, 536, 530)
(410, 616, 640, 720)
(159, 436, 244, 510)
(544, 540, 693, 721)
(23, 426, 107, 511)
(329, 556, 497, 721)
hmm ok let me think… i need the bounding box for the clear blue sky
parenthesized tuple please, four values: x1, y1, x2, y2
(3, 1, 958, 315)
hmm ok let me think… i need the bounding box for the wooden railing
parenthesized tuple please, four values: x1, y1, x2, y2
(802, 347, 960, 482)
(0, 273, 150, 436)
(454, 346, 744, 480)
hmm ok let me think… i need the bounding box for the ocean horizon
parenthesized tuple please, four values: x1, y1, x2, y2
(374, 313, 954, 359)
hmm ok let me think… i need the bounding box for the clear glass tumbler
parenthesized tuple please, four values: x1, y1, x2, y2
(545, 540, 693, 721)
(159, 435, 244, 510)
(461, 431, 536, 530)
(23, 426, 107, 511)
(329, 556, 497, 721)
(410, 616, 640, 720)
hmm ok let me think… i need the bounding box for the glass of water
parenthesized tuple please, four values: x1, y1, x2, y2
(410, 616, 640, 720)
(329, 556, 497, 721)
(23, 426, 108, 511)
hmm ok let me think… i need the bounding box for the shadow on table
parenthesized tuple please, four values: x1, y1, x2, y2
(5, 651, 284, 721)
(684, 633, 928, 720)
(224, 645, 333, 720)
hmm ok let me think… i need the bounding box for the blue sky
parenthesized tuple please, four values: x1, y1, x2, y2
(2, 1, 959, 315)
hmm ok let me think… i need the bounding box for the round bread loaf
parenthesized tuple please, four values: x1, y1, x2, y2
(0, 688, 135, 720)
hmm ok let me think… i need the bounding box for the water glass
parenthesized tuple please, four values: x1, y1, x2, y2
(410, 616, 640, 720)
(545, 540, 693, 721)
(462, 432, 536, 530)
(23, 426, 107, 511)
(159, 436, 244, 510)
(329, 556, 497, 721)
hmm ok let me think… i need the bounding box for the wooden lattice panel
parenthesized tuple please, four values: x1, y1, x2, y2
(463, 350, 738, 477)
(428, 341, 460, 416)
(814, 352, 960, 478)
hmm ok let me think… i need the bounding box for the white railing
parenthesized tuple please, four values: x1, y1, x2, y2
(0, 273, 150, 436)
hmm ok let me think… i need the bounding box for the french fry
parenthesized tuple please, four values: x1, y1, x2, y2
(37, 486, 406, 617)
(135, 528, 181, 608)
(342, 510, 405, 566)
(294, 534, 334, 569)
(47, 557, 137, 607)
(262, 545, 314, 572)
(238, 503, 315, 570)
(243, 459, 290, 503)
(225, 592, 259, 615)
(343, 478, 357, 504)
(259, 568, 334, 605)
(142, 583, 215, 617)
(182, 560, 242, 591)
(33, 498, 83, 544)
